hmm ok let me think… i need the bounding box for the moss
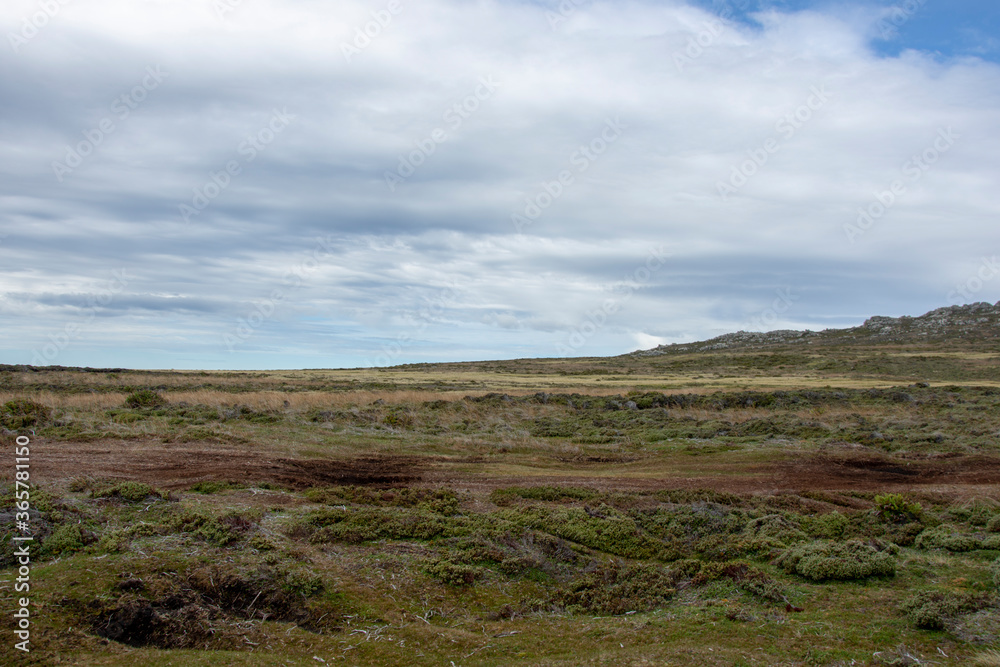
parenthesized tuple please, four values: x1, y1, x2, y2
(915, 525, 981, 552)
(194, 509, 263, 546)
(248, 535, 277, 551)
(776, 539, 896, 581)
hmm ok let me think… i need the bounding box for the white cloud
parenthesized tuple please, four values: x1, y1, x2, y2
(0, 0, 998, 368)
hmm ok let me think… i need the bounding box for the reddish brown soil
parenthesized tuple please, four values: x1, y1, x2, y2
(26, 440, 422, 489)
(15, 438, 1000, 497)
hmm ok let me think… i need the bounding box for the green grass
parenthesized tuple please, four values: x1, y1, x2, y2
(2, 353, 1000, 664)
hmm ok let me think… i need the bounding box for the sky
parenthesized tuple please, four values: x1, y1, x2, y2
(1, 0, 999, 370)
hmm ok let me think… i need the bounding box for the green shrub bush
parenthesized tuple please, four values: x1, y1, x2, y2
(304, 507, 455, 544)
(803, 511, 850, 539)
(425, 558, 481, 586)
(914, 525, 981, 552)
(900, 590, 992, 630)
(304, 486, 460, 515)
(1, 399, 50, 430)
(556, 562, 677, 615)
(490, 486, 599, 506)
(124, 390, 167, 409)
(40, 523, 91, 557)
(776, 539, 896, 581)
(91, 481, 165, 502)
(743, 514, 808, 546)
(688, 560, 786, 602)
(509, 505, 666, 559)
(874, 493, 922, 521)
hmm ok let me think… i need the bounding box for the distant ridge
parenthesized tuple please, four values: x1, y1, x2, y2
(631, 301, 1000, 356)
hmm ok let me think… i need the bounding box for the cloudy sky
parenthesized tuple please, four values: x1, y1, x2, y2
(2, 0, 999, 370)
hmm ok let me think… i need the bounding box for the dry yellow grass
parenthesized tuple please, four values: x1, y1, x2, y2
(972, 649, 1000, 666)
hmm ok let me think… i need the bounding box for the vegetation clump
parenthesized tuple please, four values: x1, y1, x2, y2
(124, 389, 167, 409)
(899, 590, 994, 630)
(425, 558, 481, 586)
(556, 562, 678, 615)
(687, 560, 787, 602)
(91, 561, 338, 649)
(874, 493, 922, 522)
(40, 523, 94, 557)
(490, 486, 599, 506)
(91, 481, 166, 502)
(301, 507, 455, 544)
(776, 539, 896, 581)
(304, 485, 460, 515)
(914, 525, 982, 552)
(1, 398, 50, 430)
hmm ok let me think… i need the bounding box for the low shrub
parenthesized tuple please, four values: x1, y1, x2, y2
(556, 562, 677, 615)
(91, 482, 166, 503)
(874, 493, 922, 522)
(743, 514, 808, 546)
(1, 398, 50, 430)
(304, 486, 460, 515)
(988, 515, 1000, 534)
(40, 523, 94, 557)
(688, 560, 786, 602)
(899, 590, 993, 630)
(189, 481, 244, 494)
(425, 558, 481, 586)
(124, 390, 167, 409)
(303, 507, 455, 544)
(490, 486, 599, 506)
(992, 558, 1000, 589)
(802, 511, 850, 539)
(776, 539, 896, 581)
(508, 505, 667, 559)
(914, 525, 981, 552)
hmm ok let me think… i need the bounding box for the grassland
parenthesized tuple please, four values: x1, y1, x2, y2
(1, 341, 999, 665)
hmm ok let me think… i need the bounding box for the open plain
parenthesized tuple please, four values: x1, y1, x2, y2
(3, 312, 1000, 665)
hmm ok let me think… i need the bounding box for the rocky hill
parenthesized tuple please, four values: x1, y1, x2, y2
(631, 301, 1000, 356)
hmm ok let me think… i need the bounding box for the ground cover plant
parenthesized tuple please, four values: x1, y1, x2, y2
(2, 344, 1000, 664)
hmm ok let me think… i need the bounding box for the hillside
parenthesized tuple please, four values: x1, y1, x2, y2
(632, 301, 1000, 356)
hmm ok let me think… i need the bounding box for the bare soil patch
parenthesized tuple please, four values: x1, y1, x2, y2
(29, 439, 423, 489)
(21, 438, 1000, 496)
